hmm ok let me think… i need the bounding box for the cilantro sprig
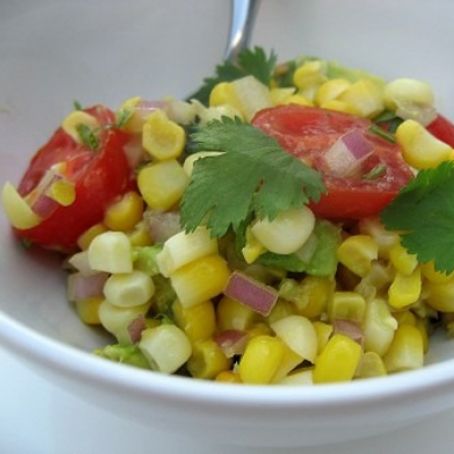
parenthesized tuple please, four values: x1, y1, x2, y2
(76, 124, 99, 150)
(180, 118, 325, 237)
(381, 161, 454, 273)
(188, 47, 277, 105)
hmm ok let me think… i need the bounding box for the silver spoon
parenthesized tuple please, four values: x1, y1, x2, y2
(224, 0, 261, 62)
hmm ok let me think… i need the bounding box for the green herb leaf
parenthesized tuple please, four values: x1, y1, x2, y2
(180, 118, 325, 237)
(363, 164, 387, 181)
(116, 109, 133, 129)
(381, 161, 454, 273)
(73, 100, 83, 111)
(369, 124, 396, 143)
(132, 245, 163, 276)
(94, 344, 149, 369)
(188, 47, 277, 105)
(258, 221, 341, 276)
(76, 124, 99, 150)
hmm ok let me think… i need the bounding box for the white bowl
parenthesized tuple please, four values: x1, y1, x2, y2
(1, 0, 454, 448)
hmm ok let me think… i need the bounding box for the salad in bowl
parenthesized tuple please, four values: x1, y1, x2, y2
(3, 47, 454, 386)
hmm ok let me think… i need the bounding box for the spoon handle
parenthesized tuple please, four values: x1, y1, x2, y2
(224, 0, 261, 62)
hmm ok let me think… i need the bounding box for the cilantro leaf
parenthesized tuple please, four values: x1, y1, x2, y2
(180, 118, 325, 237)
(188, 47, 277, 105)
(381, 161, 454, 273)
(76, 124, 99, 150)
(116, 109, 133, 129)
(73, 100, 83, 111)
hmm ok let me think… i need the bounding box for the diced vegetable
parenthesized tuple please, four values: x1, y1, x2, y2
(88, 231, 132, 274)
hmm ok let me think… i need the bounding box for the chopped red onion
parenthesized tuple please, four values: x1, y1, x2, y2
(323, 129, 373, 177)
(67, 272, 108, 302)
(128, 314, 146, 343)
(68, 251, 96, 276)
(333, 319, 364, 346)
(224, 271, 278, 316)
(214, 330, 249, 358)
(31, 194, 59, 218)
(143, 209, 181, 243)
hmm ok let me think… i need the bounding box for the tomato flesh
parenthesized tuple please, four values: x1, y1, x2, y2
(16, 106, 132, 251)
(427, 114, 454, 148)
(252, 105, 414, 219)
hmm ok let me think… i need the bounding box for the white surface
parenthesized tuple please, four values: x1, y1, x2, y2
(2, 344, 454, 454)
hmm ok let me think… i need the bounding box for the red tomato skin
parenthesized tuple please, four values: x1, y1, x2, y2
(15, 106, 132, 251)
(252, 105, 414, 219)
(427, 114, 454, 148)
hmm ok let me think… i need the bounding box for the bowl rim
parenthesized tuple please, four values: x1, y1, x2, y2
(2, 309, 454, 410)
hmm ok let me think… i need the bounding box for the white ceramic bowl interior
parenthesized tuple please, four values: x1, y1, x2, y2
(1, 0, 454, 447)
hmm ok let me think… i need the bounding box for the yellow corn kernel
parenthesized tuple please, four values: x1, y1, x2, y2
(46, 179, 75, 206)
(99, 300, 151, 345)
(320, 99, 357, 115)
(266, 299, 297, 324)
(384, 78, 434, 111)
(157, 226, 218, 277)
(426, 279, 454, 312)
(337, 235, 378, 277)
(239, 335, 286, 384)
(421, 261, 454, 284)
(62, 111, 100, 143)
(170, 255, 230, 308)
(75, 296, 103, 325)
(355, 351, 387, 379)
(209, 82, 241, 109)
(388, 268, 422, 309)
(215, 371, 242, 383)
(77, 223, 107, 251)
(271, 315, 317, 362)
(103, 192, 144, 232)
(293, 60, 326, 90)
(172, 300, 216, 343)
(415, 318, 429, 353)
(1, 182, 41, 229)
(383, 325, 424, 372)
(88, 231, 133, 273)
(389, 243, 418, 275)
(396, 119, 453, 169)
(247, 322, 272, 338)
(313, 334, 362, 384)
(271, 344, 304, 383)
(394, 310, 417, 327)
(139, 325, 192, 373)
(338, 79, 384, 118)
(358, 217, 399, 259)
(142, 110, 186, 161)
(313, 321, 333, 354)
(138, 160, 189, 211)
(241, 227, 266, 264)
(103, 270, 155, 308)
(187, 339, 231, 379)
(329, 291, 366, 323)
(282, 94, 312, 107)
(269, 87, 296, 105)
(117, 96, 144, 133)
(128, 221, 153, 247)
(217, 296, 257, 331)
(251, 206, 315, 255)
(363, 298, 398, 356)
(315, 79, 351, 106)
(279, 368, 313, 385)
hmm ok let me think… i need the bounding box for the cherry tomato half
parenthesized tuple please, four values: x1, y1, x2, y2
(252, 105, 414, 219)
(427, 114, 454, 148)
(16, 105, 132, 251)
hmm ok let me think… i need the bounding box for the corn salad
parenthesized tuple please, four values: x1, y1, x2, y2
(3, 50, 454, 386)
